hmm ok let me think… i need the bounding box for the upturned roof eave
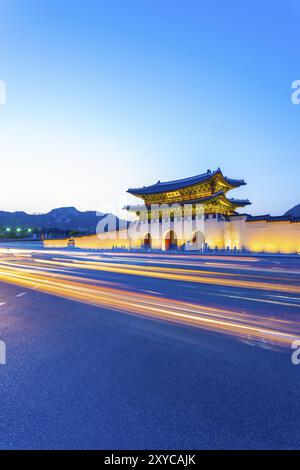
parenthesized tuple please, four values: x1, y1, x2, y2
(124, 191, 251, 210)
(127, 169, 246, 196)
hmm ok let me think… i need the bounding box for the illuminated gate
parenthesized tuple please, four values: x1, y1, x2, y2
(164, 230, 177, 251)
(142, 233, 152, 249)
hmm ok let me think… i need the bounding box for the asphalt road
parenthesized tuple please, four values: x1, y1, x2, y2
(0, 247, 300, 449)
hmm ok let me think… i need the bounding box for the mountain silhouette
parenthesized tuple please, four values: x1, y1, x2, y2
(0, 207, 127, 233)
(284, 204, 300, 218)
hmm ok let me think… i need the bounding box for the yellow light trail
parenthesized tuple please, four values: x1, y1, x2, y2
(0, 261, 298, 349)
(16, 256, 300, 295)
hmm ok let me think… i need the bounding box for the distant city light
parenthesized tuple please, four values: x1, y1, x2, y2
(16, 228, 21, 232)
(6, 228, 10, 232)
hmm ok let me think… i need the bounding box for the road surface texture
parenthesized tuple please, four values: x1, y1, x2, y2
(0, 246, 299, 449)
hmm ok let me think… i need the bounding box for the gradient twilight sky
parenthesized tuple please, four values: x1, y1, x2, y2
(0, 0, 299, 217)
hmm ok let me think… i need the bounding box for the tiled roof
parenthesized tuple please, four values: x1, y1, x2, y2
(246, 215, 300, 223)
(245, 214, 271, 222)
(127, 169, 246, 195)
(124, 191, 251, 210)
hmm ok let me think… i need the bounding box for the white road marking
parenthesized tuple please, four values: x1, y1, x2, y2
(267, 294, 300, 303)
(0, 302, 7, 306)
(218, 288, 247, 295)
(210, 292, 300, 307)
(15, 292, 26, 298)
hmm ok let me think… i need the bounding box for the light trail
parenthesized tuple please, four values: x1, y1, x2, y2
(11, 256, 300, 295)
(0, 260, 298, 348)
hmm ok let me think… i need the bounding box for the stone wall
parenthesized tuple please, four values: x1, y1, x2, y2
(43, 216, 300, 254)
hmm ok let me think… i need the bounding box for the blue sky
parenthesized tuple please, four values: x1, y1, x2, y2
(0, 0, 299, 216)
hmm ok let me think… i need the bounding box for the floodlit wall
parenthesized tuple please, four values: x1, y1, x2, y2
(43, 237, 69, 248)
(226, 216, 247, 250)
(75, 230, 130, 250)
(43, 230, 130, 250)
(239, 221, 300, 254)
(203, 217, 226, 249)
(43, 217, 300, 254)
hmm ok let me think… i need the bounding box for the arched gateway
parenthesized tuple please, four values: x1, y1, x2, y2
(142, 233, 152, 249)
(164, 230, 177, 251)
(126, 168, 251, 252)
(191, 230, 205, 250)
